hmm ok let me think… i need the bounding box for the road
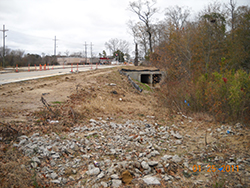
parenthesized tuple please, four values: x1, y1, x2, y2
(0, 65, 117, 85)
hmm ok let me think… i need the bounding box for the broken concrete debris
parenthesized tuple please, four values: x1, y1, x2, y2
(13, 120, 249, 187)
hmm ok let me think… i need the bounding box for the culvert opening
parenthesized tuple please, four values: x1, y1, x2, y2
(141, 74, 150, 83)
(153, 74, 162, 84)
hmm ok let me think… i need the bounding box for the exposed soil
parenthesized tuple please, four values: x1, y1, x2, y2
(0, 67, 249, 187)
(0, 69, 112, 122)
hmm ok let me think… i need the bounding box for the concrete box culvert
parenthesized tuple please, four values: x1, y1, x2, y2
(120, 68, 164, 84)
(141, 74, 151, 84)
(153, 74, 162, 84)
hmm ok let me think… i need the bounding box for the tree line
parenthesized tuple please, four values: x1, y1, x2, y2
(129, 0, 250, 72)
(129, 0, 250, 123)
(0, 37, 132, 67)
(0, 48, 60, 67)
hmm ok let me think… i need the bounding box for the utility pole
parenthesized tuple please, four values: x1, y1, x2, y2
(84, 42, 88, 64)
(0, 25, 8, 68)
(90, 42, 93, 64)
(53, 36, 58, 64)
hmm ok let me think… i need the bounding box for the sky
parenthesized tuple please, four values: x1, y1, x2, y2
(0, 0, 249, 57)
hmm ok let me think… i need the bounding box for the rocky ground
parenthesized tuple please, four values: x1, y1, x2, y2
(11, 117, 250, 188)
(1, 67, 250, 187)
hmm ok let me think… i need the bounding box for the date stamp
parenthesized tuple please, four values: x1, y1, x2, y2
(193, 164, 239, 172)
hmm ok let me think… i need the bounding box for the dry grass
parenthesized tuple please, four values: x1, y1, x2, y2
(70, 69, 163, 123)
(0, 144, 36, 188)
(26, 68, 168, 135)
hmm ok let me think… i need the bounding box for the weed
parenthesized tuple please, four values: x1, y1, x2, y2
(32, 169, 38, 188)
(61, 135, 67, 140)
(126, 149, 132, 152)
(141, 83, 153, 92)
(183, 171, 192, 178)
(33, 147, 39, 154)
(135, 80, 152, 92)
(213, 178, 226, 188)
(82, 179, 87, 185)
(51, 101, 63, 104)
(192, 172, 199, 176)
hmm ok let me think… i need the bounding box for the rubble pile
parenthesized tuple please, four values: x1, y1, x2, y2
(13, 118, 250, 187)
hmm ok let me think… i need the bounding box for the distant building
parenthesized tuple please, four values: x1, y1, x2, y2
(57, 57, 90, 65)
(91, 58, 101, 64)
(99, 57, 113, 64)
(56, 56, 117, 65)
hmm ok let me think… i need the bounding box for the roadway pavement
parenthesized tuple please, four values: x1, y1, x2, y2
(0, 65, 117, 85)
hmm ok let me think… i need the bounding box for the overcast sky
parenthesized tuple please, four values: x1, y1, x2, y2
(0, 0, 249, 57)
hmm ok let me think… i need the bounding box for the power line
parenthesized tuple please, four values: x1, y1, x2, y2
(0, 25, 9, 67)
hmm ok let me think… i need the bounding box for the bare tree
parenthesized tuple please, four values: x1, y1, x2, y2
(129, 0, 158, 53)
(165, 5, 191, 30)
(118, 40, 130, 54)
(127, 20, 138, 44)
(225, 0, 237, 40)
(64, 50, 70, 57)
(70, 51, 83, 57)
(105, 38, 130, 55)
(151, 21, 169, 47)
(105, 38, 119, 55)
(127, 21, 149, 57)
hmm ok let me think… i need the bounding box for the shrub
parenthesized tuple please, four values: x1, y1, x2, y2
(195, 69, 250, 122)
(158, 68, 250, 123)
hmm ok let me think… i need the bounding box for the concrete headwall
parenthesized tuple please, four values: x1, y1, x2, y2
(120, 69, 163, 84)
